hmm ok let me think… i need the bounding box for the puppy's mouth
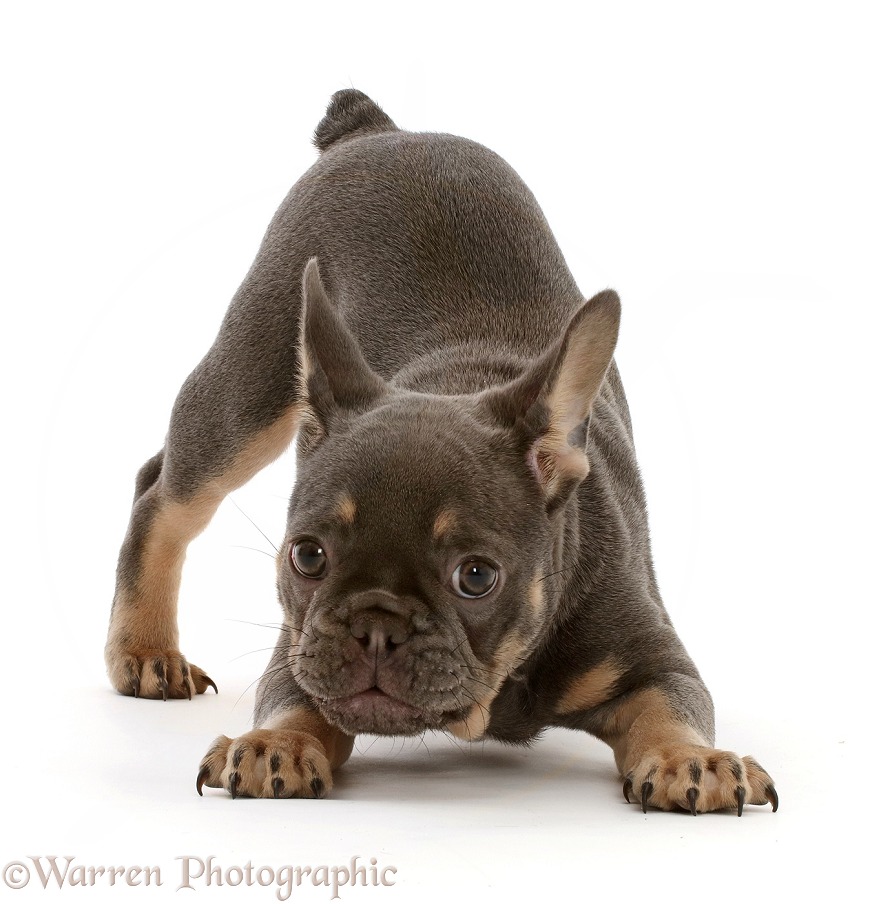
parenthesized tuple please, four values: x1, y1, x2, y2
(314, 686, 451, 736)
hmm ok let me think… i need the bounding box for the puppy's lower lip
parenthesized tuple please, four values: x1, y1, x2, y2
(352, 688, 391, 701)
(324, 688, 423, 719)
(347, 688, 417, 709)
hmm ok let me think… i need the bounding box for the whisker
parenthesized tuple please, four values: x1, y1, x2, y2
(227, 495, 280, 554)
(356, 735, 380, 757)
(538, 566, 572, 582)
(228, 647, 279, 662)
(231, 662, 288, 712)
(416, 733, 432, 759)
(464, 674, 499, 694)
(229, 544, 276, 560)
(224, 618, 311, 640)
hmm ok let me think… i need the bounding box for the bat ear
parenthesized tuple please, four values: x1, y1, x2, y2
(481, 290, 621, 505)
(297, 258, 388, 448)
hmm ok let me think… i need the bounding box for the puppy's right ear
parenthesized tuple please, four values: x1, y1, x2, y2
(297, 258, 388, 451)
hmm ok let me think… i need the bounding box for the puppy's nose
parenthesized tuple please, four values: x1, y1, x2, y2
(349, 613, 410, 657)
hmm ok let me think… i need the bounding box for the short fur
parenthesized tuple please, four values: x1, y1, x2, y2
(107, 90, 777, 814)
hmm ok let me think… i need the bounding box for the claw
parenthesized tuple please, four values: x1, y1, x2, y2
(736, 786, 745, 817)
(641, 781, 653, 814)
(229, 772, 239, 799)
(161, 677, 169, 702)
(765, 784, 779, 812)
(131, 672, 140, 699)
(623, 779, 632, 804)
(272, 777, 284, 799)
(310, 777, 325, 799)
(196, 765, 209, 797)
(203, 676, 218, 695)
(686, 786, 699, 816)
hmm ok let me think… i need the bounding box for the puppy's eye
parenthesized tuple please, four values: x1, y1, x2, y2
(451, 560, 498, 598)
(290, 539, 328, 578)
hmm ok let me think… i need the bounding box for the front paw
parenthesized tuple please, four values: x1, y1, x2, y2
(623, 746, 778, 815)
(106, 646, 217, 700)
(196, 729, 333, 799)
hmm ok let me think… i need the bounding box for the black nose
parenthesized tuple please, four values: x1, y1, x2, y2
(349, 611, 410, 657)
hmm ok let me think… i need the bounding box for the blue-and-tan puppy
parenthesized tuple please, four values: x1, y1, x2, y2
(106, 90, 777, 815)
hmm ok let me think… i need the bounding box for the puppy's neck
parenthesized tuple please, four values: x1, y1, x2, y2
(392, 344, 530, 395)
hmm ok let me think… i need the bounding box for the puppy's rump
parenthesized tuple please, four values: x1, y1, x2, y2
(313, 88, 398, 152)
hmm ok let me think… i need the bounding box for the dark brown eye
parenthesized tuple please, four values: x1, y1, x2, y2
(451, 560, 498, 598)
(290, 539, 328, 578)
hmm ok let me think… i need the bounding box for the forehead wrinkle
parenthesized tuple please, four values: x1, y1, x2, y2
(295, 396, 530, 539)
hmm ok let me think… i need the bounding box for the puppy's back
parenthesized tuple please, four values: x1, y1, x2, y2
(246, 91, 583, 377)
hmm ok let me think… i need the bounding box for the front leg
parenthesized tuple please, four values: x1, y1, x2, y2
(196, 630, 354, 799)
(105, 249, 307, 700)
(105, 396, 300, 699)
(196, 706, 354, 799)
(563, 670, 778, 815)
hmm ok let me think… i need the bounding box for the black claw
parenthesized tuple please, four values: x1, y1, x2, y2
(765, 784, 779, 812)
(131, 672, 140, 699)
(203, 676, 218, 695)
(272, 777, 284, 799)
(736, 786, 746, 817)
(641, 781, 653, 814)
(623, 779, 632, 804)
(229, 772, 239, 799)
(196, 765, 209, 797)
(187, 682, 192, 701)
(310, 777, 325, 799)
(686, 786, 699, 816)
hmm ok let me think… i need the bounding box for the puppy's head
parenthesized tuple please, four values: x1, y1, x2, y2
(278, 259, 619, 738)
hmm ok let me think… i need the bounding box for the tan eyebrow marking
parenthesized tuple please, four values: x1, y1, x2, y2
(433, 509, 457, 541)
(335, 494, 356, 525)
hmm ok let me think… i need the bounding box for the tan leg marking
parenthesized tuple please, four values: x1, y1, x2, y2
(554, 655, 623, 715)
(603, 689, 778, 814)
(107, 405, 302, 698)
(198, 705, 354, 799)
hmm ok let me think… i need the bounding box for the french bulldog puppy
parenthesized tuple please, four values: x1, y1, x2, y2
(106, 89, 777, 815)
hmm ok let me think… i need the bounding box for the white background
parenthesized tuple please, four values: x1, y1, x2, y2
(2, 1, 867, 901)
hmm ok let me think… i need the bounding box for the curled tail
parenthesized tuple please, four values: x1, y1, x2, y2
(313, 89, 398, 153)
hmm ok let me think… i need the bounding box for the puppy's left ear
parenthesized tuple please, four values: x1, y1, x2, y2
(482, 290, 620, 506)
(297, 258, 388, 450)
